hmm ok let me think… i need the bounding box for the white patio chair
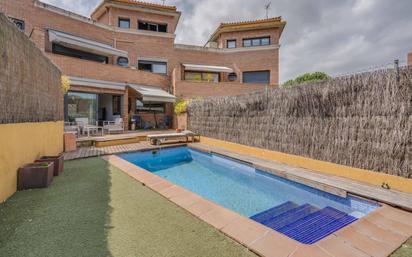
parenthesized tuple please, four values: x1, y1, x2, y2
(103, 118, 124, 134)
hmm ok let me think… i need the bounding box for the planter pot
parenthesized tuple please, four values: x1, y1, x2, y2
(18, 162, 54, 190)
(35, 154, 64, 176)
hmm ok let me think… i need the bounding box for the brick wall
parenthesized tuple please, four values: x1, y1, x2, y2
(0, 13, 62, 123)
(0, 0, 281, 99)
(174, 81, 273, 98)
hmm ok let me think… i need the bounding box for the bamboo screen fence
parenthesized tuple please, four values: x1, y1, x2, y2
(188, 68, 411, 178)
(0, 14, 62, 124)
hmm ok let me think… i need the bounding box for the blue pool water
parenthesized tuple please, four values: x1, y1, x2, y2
(119, 146, 379, 244)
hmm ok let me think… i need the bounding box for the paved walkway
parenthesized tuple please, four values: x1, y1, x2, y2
(64, 142, 184, 160)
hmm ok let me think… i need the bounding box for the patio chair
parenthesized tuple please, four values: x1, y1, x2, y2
(64, 122, 79, 137)
(74, 118, 89, 135)
(103, 118, 124, 134)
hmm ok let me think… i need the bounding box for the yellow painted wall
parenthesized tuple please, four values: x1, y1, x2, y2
(200, 137, 412, 193)
(0, 121, 64, 202)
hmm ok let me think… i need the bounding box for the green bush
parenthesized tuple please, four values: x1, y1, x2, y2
(174, 98, 189, 115)
(282, 72, 330, 87)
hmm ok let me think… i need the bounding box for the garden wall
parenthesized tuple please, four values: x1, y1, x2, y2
(188, 69, 411, 179)
(0, 13, 63, 202)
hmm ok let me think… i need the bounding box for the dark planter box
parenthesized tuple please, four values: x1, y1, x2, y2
(35, 154, 64, 176)
(17, 162, 54, 190)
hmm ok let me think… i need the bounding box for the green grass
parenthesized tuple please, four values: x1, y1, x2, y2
(391, 237, 412, 257)
(0, 157, 257, 257)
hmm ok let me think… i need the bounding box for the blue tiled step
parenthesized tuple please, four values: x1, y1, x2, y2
(250, 201, 298, 224)
(250, 202, 358, 244)
(264, 204, 319, 230)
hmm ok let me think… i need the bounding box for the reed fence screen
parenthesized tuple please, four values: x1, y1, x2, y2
(188, 68, 411, 178)
(0, 14, 62, 124)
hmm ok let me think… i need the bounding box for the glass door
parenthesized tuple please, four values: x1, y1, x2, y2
(66, 92, 98, 125)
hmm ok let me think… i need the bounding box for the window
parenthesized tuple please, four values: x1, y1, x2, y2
(117, 57, 129, 67)
(118, 18, 130, 28)
(138, 60, 167, 74)
(184, 71, 219, 82)
(228, 72, 238, 81)
(112, 95, 121, 115)
(138, 21, 167, 33)
(227, 40, 236, 49)
(136, 100, 165, 113)
(52, 43, 108, 63)
(242, 37, 270, 47)
(243, 71, 270, 84)
(9, 17, 25, 31)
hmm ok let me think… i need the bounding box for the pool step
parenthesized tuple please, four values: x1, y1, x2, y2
(250, 201, 299, 224)
(250, 202, 358, 244)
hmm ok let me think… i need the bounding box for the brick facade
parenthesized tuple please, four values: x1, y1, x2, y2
(0, 0, 285, 129)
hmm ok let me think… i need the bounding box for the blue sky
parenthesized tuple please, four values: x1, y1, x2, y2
(42, 0, 412, 82)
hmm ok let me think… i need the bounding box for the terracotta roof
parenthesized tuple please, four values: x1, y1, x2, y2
(220, 17, 282, 27)
(110, 0, 177, 11)
(208, 17, 286, 43)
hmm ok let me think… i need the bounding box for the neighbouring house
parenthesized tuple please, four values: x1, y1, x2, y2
(0, 0, 286, 130)
(408, 52, 412, 67)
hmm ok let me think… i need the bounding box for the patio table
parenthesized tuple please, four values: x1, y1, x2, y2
(84, 125, 104, 137)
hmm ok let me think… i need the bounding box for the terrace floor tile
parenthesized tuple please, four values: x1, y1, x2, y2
(364, 212, 412, 237)
(351, 219, 408, 248)
(186, 199, 220, 217)
(335, 226, 394, 257)
(199, 207, 240, 230)
(221, 216, 270, 247)
(317, 235, 370, 257)
(290, 244, 332, 257)
(148, 180, 175, 192)
(170, 192, 202, 208)
(249, 231, 298, 257)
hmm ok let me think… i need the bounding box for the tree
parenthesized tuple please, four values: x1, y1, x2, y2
(282, 72, 330, 87)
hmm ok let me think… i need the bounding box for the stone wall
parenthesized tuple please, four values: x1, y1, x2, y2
(188, 69, 412, 178)
(0, 13, 62, 123)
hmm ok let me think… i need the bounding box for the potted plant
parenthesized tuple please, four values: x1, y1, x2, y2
(174, 98, 190, 132)
(35, 153, 64, 176)
(17, 162, 54, 190)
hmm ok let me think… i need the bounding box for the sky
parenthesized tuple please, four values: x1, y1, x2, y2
(42, 0, 412, 82)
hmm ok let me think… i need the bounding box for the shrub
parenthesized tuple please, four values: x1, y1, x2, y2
(174, 98, 189, 115)
(61, 75, 71, 94)
(282, 72, 330, 87)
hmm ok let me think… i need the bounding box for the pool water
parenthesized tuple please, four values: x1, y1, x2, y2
(119, 146, 379, 244)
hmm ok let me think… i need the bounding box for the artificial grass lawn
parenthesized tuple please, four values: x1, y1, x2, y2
(0, 157, 257, 257)
(391, 237, 412, 257)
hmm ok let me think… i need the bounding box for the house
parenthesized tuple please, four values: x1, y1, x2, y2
(408, 52, 412, 67)
(0, 0, 286, 130)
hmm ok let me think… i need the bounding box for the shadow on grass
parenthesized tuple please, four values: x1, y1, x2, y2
(0, 158, 113, 257)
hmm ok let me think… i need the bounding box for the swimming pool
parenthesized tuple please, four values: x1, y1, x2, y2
(119, 146, 379, 244)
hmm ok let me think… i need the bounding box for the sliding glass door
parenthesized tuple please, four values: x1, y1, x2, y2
(66, 92, 98, 124)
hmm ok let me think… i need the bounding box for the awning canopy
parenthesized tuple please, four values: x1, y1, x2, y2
(129, 85, 176, 103)
(48, 29, 128, 58)
(183, 63, 233, 73)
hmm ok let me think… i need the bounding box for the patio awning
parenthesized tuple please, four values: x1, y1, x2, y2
(48, 29, 128, 57)
(183, 63, 233, 73)
(129, 85, 176, 103)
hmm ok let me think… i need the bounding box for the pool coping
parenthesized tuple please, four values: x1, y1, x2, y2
(102, 149, 412, 257)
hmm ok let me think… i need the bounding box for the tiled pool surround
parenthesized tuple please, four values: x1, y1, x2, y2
(104, 146, 412, 257)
